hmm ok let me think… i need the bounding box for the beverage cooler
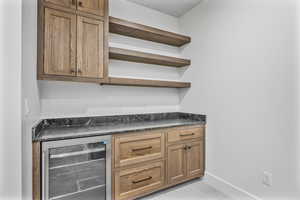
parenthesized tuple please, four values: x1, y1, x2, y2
(42, 135, 111, 200)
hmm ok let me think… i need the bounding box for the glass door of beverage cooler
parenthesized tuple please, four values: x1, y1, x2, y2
(42, 136, 111, 200)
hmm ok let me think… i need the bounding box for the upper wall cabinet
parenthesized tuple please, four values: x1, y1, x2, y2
(77, 16, 104, 78)
(38, 0, 109, 83)
(44, 0, 76, 9)
(77, 0, 105, 16)
(44, 0, 105, 16)
(44, 8, 76, 77)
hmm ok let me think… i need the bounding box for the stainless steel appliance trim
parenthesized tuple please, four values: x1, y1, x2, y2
(42, 135, 112, 200)
(49, 158, 105, 170)
(49, 147, 105, 159)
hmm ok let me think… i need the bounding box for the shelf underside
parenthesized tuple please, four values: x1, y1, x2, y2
(109, 47, 190, 68)
(101, 77, 191, 88)
(109, 16, 191, 47)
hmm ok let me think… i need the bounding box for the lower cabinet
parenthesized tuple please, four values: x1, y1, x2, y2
(113, 161, 165, 200)
(187, 141, 205, 177)
(167, 143, 187, 184)
(112, 125, 205, 200)
(167, 140, 205, 185)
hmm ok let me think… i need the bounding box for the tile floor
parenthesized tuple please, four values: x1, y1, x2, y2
(140, 179, 232, 200)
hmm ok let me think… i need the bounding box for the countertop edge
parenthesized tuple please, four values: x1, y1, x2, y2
(33, 121, 205, 142)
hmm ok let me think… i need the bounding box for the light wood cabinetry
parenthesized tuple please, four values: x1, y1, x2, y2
(32, 125, 205, 200)
(187, 141, 205, 177)
(77, 0, 105, 16)
(44, 0, 76, 9)
(167, 143, 187, 184)
(166, 127, 205, 185)
(167, 126, 204, 144)
(166, 140, 205, 185)
(38, 0, 108, 83)
(77, 16, 104, 78)
(114, 161, 165, 200)
(112, 125, 205, 200)
(44, 8, 76, 76)
(114, 131, 164, 168)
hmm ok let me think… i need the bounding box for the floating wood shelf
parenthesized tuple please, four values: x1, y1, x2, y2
(109, 47, 190, 68)
(109, 17, 191, 47)
(101, 77, 191, 88)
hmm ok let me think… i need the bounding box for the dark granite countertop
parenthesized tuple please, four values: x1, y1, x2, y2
(32, 112, 206, 142)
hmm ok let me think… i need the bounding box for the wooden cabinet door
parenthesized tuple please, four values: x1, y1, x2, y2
(187, 141, 205, 177)
(77, 0, 105, 16)
(44, 8, 76, 76)
(167, 144, 187, 184)
(44, 0, 76, 9)
(77, 16, 104, 79)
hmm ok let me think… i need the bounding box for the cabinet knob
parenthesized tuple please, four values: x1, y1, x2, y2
(78, 1, 83, 7)
(184, 145, 192, 150)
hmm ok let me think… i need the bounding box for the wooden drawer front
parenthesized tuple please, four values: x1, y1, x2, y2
(114, 132, 164, 167)
(114, 161, 165, 200)
(167, 127, 203, 144)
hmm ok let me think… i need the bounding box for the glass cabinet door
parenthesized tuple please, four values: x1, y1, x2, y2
(43, 136, 111, 200)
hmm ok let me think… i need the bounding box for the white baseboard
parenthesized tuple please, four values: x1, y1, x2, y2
(204, 172, 262, 200)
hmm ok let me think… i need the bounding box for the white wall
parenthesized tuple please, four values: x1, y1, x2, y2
(179, 0, 300, 199)
(0, 0, 22, 199)
(38, 0, 185, 118)
(22, 0, 41, 199)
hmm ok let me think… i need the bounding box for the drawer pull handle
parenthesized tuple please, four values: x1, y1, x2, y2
(180, 133, 195, 137)
(132, 176, 152, 184)
(132, 146, 152, 152)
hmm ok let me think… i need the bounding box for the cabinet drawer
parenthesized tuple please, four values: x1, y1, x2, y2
(167, 127, 204, 144)
(114, 161, 165, 200)
(114, 131, 164, 167)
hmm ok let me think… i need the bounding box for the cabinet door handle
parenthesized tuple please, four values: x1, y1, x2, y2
(132, 176, 152, 184)
(78, 1, 83, 7)
(188, 146, 192, 150)
(132, 146, 152, 152)
(180, 133, 195, 137)
(183, 145, 188, 150)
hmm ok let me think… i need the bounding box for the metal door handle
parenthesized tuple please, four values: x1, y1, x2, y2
(132, 176, 152, 184)
(180, 133, 195, 137)
(50, 147, 105, 159)
(132, 146, 152, 152)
